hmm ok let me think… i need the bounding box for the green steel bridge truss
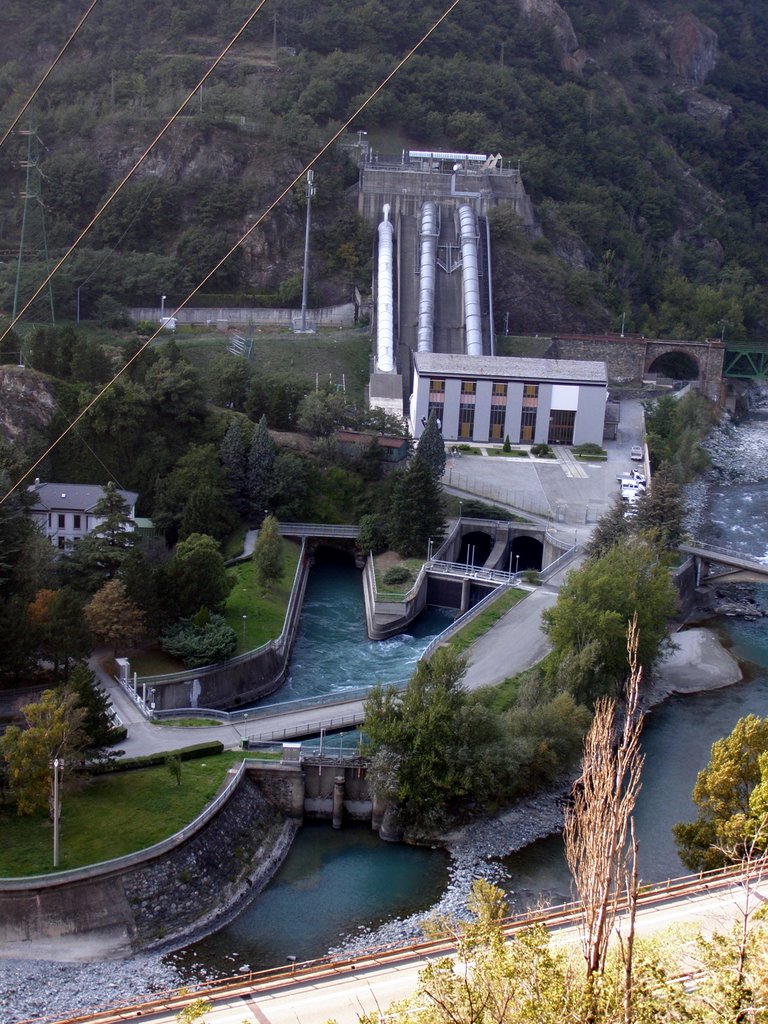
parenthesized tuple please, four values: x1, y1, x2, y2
(723, 346, 768, 379)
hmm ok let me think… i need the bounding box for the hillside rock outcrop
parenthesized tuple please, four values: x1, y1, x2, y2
(0, 367, 57, 444)
(515, 0, 587, 73)
(669, 11, 718, 85)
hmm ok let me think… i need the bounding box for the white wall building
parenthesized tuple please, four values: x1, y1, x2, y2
(29, 482, 138, 550)
(410, 352, 608, 446)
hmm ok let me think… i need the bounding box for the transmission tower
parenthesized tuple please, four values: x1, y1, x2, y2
(12, 128, 56, 327)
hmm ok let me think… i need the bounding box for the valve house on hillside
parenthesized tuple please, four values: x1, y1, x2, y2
(409, 352, 608, 446)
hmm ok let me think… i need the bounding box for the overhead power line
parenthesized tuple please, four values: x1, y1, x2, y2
(0, 0, 465, 507)
(0, 0, 272, 347)
(0, 0, 103, 152)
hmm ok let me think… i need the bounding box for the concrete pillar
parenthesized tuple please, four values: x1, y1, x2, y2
(371, 791, 386, 831)
(379, 803, 404, 843)
(460, 577, 470, 613)
(332, 775, 345, 829)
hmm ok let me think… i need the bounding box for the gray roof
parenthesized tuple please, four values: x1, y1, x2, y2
(413, 352, 607, 385)
(29, 483, 138, 514)
(369, 372, 403, 399)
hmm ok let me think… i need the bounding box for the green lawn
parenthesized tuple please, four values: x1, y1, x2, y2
(225, 538, 301, 652)
(447, 589, 527, 655)
(0, 752, 247, 877)
(487, 448, 528, 457)
(127, 648, 185, 676)
(174, 325, 371, 404)
(373, 555, 424, 599)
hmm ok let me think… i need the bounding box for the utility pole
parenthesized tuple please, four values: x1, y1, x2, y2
(12, 128, 55, 326)
(298, 170, 315, 333)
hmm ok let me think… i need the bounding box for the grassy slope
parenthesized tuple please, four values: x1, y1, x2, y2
(0, 752, 245, 876)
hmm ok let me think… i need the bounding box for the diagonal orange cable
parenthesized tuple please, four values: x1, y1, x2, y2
(0, 0, 103, 151)
(0, 0, 465, 507)
(0, 0, 271, 347)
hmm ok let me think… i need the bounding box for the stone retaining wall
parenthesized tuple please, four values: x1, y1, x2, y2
(0, 772, 296, 960)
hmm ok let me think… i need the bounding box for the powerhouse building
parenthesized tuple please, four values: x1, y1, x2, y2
(410, 352, 608, 447)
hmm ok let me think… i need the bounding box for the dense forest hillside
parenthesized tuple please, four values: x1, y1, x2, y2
(0, 0, 766, 338)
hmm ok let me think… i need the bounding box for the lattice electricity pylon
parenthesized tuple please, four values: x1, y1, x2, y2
(12, 128, 56, 327)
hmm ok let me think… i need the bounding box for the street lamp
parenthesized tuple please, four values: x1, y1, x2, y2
(52, 758, 62, 868)
(160, 294, 166, 322)
(515, 554, 520, 575)
(459, 500, 463, 520)
(357, 129, 367, 147)
(242, 614, 247, 646)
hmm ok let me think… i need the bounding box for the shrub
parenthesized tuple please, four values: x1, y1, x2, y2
(161, 614, 237, 667)
(572, 442, 606, 457)
(382, 565, 414, 586)
(502, 435, 512, 452)
(85, 741, 225, 774)
(531, 443, 555, 458)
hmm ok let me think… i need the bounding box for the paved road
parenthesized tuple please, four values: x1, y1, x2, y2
(79, 873, 768, 1024)
(444, 398, 646, 532)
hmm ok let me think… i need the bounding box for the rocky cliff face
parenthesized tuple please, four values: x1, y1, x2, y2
(515, 0, 586, 72)
(0, 367, 57, 444)
(669, 11, 719, 85)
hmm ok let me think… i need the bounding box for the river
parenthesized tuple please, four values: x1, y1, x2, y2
(173, 456, 768, 978)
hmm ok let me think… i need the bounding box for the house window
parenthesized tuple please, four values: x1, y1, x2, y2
(57, 537, 65, 549)
(489, 382, 507, 441)
(461, 380, 476, 396)
(73, 514, 81, 530)
(427, 377, 445, 426)
(519, 383, 539, 442)
(58, 513, 66, 529)
(548, 409, 576, 445)
(458, 403, 475, 438)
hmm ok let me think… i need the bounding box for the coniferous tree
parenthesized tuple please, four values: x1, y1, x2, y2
(387, 456, 445, 557)
(416, 411, 446, 478)
(587, 496, 630, 558)
(219, 419, 248, 514)
(633, 465, 686, 550)
(247, 415, 276, 522)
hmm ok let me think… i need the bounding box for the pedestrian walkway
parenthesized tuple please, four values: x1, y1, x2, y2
(553, 445, 589, 479)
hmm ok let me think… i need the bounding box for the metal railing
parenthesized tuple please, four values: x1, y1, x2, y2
(278, 522, 360, 538)
(427, 559, 518, 585)
(539, 543, 580, 582)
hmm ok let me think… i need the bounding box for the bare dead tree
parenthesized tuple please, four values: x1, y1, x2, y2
(564, 615, 646, 1015)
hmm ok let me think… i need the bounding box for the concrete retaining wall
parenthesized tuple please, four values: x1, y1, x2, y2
(137, 543, 311, 711)
(129, 303, 356, 328)
(0, 769, 296, 961)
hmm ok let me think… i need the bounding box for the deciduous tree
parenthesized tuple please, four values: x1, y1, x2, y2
(252, 515, 284, 592)
(542, 536, 677, 704)
(0, 688, 87, 817)
(85, 579, 146, 653)
(161, 533, 233, 619)
(673, 713, 768, 872)
(564, 619, 645, 1019)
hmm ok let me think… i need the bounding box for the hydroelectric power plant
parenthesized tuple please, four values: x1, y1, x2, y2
(360, 149, 608, 447)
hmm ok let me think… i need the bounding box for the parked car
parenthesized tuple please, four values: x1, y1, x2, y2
(630, 445, 644, 461)
(617, 470, 646, 488)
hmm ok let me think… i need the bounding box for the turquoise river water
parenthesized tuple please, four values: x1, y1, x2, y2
(172, 482, 768, 977)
